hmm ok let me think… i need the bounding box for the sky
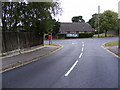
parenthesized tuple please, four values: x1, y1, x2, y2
(55, 0, 120, 22)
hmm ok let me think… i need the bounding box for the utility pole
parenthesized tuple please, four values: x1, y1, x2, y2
(98, 5, 100, 38)
(118, 1, 120, 50)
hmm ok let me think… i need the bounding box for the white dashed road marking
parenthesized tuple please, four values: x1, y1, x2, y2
(79, 53, 83, 58)
(65, 60, 78, 77)
(65, 42, 85, 77)
(81, 48, 84, 51)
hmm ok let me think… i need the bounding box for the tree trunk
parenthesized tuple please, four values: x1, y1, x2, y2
(105, 30, 107, 37)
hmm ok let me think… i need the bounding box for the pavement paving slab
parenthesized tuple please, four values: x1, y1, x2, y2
(1, 45, 61, 72)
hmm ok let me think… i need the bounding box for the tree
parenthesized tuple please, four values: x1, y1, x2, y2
(52, 19, 60, 35)
(88, 14, 98, 29)
(100, 10, 118, 37)
(72, 16, 85, 22)
(2, 1, 62, 35)
(88, 10, 118, 37)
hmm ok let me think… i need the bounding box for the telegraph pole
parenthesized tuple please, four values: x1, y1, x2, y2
(118, 1, 120, 50)
(98, 5, 100, 38)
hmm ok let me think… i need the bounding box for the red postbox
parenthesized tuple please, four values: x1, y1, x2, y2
(48, 35, 52, 40)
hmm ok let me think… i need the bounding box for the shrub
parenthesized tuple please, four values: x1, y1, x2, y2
(79, 32, 94, 38)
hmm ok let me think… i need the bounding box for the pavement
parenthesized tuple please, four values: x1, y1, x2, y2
(107, 46, 119, 53)
(1, 45, 62, 72)
(104, 45, 120, 58)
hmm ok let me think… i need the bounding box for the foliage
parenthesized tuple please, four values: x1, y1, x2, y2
(88, 10, 118, 37)
(79, 32, 94, 38)
(52, 19, 60, 34)
(93, 33, 113, 37)
(72, 16, 85, 22)
(88, 14, 98, 29)
(2, 1, 62, 35)
(99, 10, 118, 37)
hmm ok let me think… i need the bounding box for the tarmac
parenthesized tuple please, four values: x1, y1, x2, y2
(104, 45, 120, 58)
(107, 46, 119, 53)
(0, 42, 119, 73)
(0, 45, 62, 73)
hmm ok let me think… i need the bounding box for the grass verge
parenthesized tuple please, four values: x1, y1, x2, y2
(44, 43, 60, 46)
(104, 40, 118, 47)
(108, 49, 120, 57)
(103, 40, 120, 57)
(93, 33, 112, 37)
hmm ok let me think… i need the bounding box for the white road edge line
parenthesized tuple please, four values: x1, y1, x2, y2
(79, 53, 83, 58)
(65, 60, 78, 77)
(101, 45, 120, 58)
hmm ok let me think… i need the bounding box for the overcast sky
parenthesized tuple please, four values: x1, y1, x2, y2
(55, 0, 120, 22)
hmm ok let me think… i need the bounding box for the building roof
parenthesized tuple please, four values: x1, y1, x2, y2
(60, 22, 95, 33)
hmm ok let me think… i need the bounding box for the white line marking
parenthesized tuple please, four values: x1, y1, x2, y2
(79, 53, 83, 58)
(72, 43, 76, 45)
(101, 45, 120, 58)
(82, 44, 84, 47)
(65, 60, 78, 77)
(81, 48, 84, 51)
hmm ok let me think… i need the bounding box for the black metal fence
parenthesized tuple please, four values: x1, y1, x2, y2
(2, 31, 43, 53)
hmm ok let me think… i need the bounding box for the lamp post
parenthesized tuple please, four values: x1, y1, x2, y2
(98, 5, 100, 38)
(118, 1, 120, 49)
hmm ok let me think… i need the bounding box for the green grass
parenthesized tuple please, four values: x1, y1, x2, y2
(103, 40, 120, 57)
(44, 43, 60, 46)
(104, 40, 118, 47)
(108, 49, 120, 57)
(93, 33, 112, 37)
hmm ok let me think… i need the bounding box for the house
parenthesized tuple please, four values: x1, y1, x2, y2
(60, 22, 95, 33)
(59, 22, 95, 38)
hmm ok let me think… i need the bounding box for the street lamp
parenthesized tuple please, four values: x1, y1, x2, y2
(118, 1, 120, 49)
(98, 5, 100, 38)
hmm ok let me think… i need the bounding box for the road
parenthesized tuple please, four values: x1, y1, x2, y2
(3, 37, 119, 88)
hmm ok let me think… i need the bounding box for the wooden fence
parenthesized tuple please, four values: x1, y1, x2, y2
(2, 31, 43, 53)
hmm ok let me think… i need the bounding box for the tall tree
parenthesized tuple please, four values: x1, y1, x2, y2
(88, 10, 118, 37)
(99, 10, 118, 37)
(72, 16, 85, 22)
(88, 14, 98, 29)
(2, 1, 62, 35)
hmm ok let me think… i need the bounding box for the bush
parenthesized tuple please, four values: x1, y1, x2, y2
(79, 32, 94, 38)
(57, 33, 66, 39)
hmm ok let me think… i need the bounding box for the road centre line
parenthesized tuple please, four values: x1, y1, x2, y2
(82, 44, 84, 47)
(81, 47, 84, 51)
(65, 60, 78, 77)
(79, 53, 83, 58)
(82, 42, 84, 47)
(65, 53, 83, 77)
(65, 42, 84, 77)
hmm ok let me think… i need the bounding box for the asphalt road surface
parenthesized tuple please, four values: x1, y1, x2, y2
(3, 37, 119, 88)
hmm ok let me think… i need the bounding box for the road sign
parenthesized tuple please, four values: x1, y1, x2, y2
(66, 34, 79, 37)
(118, 1, 120, 19)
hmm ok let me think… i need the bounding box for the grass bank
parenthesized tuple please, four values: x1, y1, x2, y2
(44, 43, 60, 46)
(103, 40, 119, 57)
(104, 40, 118, 47)
(93, 33, 112, 37)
